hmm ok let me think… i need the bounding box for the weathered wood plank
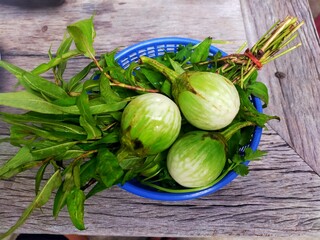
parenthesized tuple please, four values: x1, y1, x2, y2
(240, 0, 320, 173)
(0, 0, 246, 57)
(0, 0, 319, 237)
(1, 127, 320, 237)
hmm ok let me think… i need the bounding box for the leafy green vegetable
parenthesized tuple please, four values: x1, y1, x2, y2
(76, 91, 101, 139)
(67, 188, 86, 230)
(0, 60, 71, 100)
(67, 16, 96, 59)
(35, 161, 50, 195)
(67, 62, 95, 92)
(236, 85, 279, 127)
(247, 81, 269, 107)
(0, 170, 62, 239)
(31, 141, 77, 159)
(53, 167, 75, 218)
(190, 37, 212, 64)
(99, 74, 122, 103)
(0, 146, 38, 179)
(96, 148, 124, 187)
(31, 50, 80, 76)
(233, 163, 249, 176)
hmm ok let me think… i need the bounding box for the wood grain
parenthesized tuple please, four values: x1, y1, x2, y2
(0, 0, 245, 56)
(240, 0, 320, 174)
(0, 0, 320, 237)
(1, 127, 320, 237)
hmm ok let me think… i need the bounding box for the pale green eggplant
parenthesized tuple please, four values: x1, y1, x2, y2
(167, 131, 226, 188)
(140, 56, 240, 130)
(120, 93, 181, 157)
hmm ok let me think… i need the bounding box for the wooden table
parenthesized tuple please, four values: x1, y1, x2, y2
(1, 0, 320, 238)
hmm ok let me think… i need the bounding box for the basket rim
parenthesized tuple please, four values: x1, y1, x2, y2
(115, 37, 228, 61)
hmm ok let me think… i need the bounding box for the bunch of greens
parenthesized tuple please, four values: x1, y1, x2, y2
(0, 16, 302, 237)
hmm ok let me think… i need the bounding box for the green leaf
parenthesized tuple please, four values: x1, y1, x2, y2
(231, 154, 242, 164)
(0, 60, 70, 100)
(31, 50, 80, 75)
(77, 91, 101, 139)
(24, 111, 79, 122)
(67, 62, 95, 92)
(0, 111, 85, 135)
(73, 161, 81, 189)
(89, 131, 119, 146)
(52, 96, 77, 107)
(226, 128, 242, 160)
(0, 89, 123, 121)
(244, 148, 267, 161)
(56, 36, 74, 83)
(67, 188, 86, 230)
(53, 184, 67, 218)
(99, 74, 122, 103)
(0, 170, 62, 239)
(139, 67, 165, 90)
(122, 169, 139, 184)
(236, 85, 279, 127)
(55, 149, 86, 161)
(247, 81, 269, 107)
(67, 16, 96, 59)
(124, 62, 140, 86)
(103, 50, 128, 83)
(118, 155, 144, 170)
(239, 126, 255, 147)
(1, 117, 64, 141)
(169, 58, 185, 75)
(80, 158, 97, 187)
(96, 114, 118, 126)
(31, 141, 77, 159)
(174, 43, 193, 62)
(144, 152, 166, 172)
(35, 162, 50, 195)
(129, 72, 154, 92)
(160, 80, 172, 97)
(86, 180, 107, 199)
(190, 37, 212, 63)
(8, 125, 32, 147)
(234, 163, 249, 176)
(0, 146, 36, 179)
(83, 79, 99, 91)
(104, 49, 119, 68)
(96, 148, 124, 187)
(53, 167, 74, 218)
(88, 99, 128, 114)
(0, 91, 69, 114)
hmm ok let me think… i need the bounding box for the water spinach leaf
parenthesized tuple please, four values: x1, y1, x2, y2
(67, 16, 96, 59)
(0, 170, 62, 239)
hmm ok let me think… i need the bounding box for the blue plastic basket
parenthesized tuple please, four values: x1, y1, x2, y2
(115, 37, 263, 201)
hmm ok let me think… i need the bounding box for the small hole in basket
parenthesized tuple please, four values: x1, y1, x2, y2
(165, 43, 176, 52)
(120, 59, 130, 69)
(138, 49, 147, 57)
(129, 52, 138, 61)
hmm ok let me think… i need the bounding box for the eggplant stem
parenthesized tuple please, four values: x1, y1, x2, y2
(222, 121, 255, 141)
(139, 56, 179, 84)
(140, 164, 235, 193)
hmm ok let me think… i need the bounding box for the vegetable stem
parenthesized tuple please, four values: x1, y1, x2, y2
(92, 55, 159, 93)
(222, 121, 255, 141)
(141, 164, 234, 193)
(187, 16, 303, 88)
(139, 56, 179, 84)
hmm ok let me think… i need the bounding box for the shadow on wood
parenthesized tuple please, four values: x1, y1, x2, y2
(0, 0, 65, 9)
